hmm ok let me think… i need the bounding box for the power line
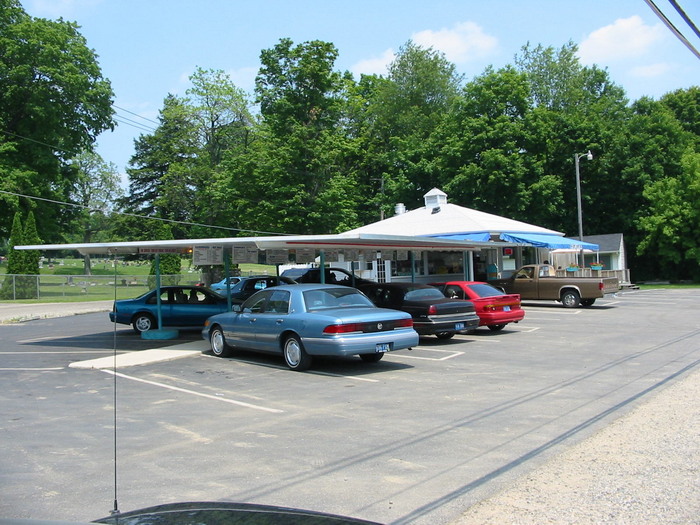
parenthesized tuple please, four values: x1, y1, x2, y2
(113, 115, 156, 133)
(0, 189, 293, 236)
(113, 104, 160, 126)
(643, 0, 700, 60)
(668, 0, 700, 40)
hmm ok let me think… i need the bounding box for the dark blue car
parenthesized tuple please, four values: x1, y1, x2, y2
(109, 285, 229, 333)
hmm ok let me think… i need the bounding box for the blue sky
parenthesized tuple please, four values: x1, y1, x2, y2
(22, 0, 700, 178)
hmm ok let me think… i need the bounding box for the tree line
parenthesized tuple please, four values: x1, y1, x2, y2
(1, 0, 699, 281)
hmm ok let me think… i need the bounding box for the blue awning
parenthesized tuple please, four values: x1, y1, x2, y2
(427, 232, 492, 242)
(499, 233, 599, 250)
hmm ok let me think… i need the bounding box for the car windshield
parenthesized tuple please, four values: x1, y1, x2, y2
(303, 288, 373, 311)
(404, 287, 445, 301)
(466, 283, 504, 298)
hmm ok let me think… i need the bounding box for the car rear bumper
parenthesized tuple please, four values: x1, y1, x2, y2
(478, 310, 525, 326)
(303, 329, 419, 356)
(414, 313, 480, 335)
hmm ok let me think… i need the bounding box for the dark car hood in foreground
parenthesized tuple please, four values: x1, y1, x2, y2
(94, 501, 382, 525)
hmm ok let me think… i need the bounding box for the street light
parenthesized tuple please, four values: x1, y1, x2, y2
(574, 150, 593, 268)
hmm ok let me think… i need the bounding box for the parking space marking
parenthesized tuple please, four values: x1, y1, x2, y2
(392, 348, 464, 361)
(0, 350, 120, 354)
(522, 308, 582, 315)
(101, 369, 284, 413)
(507, 326, 541, 333)
(203, 355, 383, 382)
(70, 349, 200, 369)
(311, 370, 380, 382)
(0, 367, 63, 371)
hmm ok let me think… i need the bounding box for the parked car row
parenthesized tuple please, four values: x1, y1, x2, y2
(109, 269, 525, 371)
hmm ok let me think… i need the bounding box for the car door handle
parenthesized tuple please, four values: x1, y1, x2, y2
(276, 319, 284, 324)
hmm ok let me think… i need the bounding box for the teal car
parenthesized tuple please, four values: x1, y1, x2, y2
(110, 285, 229, 333)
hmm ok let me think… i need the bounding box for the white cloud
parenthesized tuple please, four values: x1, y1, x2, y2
(351, 48, 396, 77)
(630, 62, 673, 78)
(26, 0, 102, 18)
(227, 66, 258, 94)
(411, 21, 498, 63)
(578, 15, 665, 63)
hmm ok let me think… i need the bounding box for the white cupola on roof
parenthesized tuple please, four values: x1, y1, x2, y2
(424, 188, 447, 210)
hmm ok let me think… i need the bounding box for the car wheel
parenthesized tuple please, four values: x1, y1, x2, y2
(132, 313, 155, 333)
(283, 335, 312, 371)
(360, 353, 384, 363)
(488, 324, 506, 331)
(209, 325, 232, 358)
(561, 290, 581, 308)
(581, 298, 596, 307)
(435, 332, 455, 340)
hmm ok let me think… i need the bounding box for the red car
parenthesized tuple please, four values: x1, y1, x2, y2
(429, 281, 524, 331)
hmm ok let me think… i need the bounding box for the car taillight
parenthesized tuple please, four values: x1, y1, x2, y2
(599, 282, 604, 291)
(427, 305, 438, 315)
(323, 323, 362, 334)
(395, 318, 413, 328)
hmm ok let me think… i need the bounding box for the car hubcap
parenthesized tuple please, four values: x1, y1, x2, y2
(285, 340, 300, 366)
(212, 331, 223, 354)
(136, 317, 151, 331)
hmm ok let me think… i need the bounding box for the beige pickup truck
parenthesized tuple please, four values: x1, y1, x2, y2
(491, 264, 620, 308)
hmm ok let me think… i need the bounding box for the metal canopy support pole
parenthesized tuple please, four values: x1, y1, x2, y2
(155, 253, 162, 330)
(142, 252, 179, 340)
(410, 251, 416, 283)
(319, 250, 326, 284)
(224, 250, 232, 312)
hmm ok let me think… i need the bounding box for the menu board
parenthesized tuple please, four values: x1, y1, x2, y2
(232, 244, 259, 264)
(192, 245, 224, 265)
(265, 249, 289, 265)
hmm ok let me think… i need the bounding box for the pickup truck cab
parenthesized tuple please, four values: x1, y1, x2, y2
(491, 264, 619, 308)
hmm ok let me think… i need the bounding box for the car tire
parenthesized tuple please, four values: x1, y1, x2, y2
(209, 325, 232, 358)
(360, 353, 384, 363)
(561, 290, 581, 308)
(435, 332, 455, 340)
(132, 313, 155, 333)
(283, 335, 312, 371)
(488, 324, 506, 331)
(581, 298, 596, 307)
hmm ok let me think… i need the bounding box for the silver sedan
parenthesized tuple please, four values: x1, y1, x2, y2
(202, 284, 419, 371)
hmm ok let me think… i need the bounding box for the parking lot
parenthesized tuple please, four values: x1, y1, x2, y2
(1, 288, 699, 524)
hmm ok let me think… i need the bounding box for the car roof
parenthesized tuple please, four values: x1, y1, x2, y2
(270, 283, 362, 292)
(360, 281, 433, 289)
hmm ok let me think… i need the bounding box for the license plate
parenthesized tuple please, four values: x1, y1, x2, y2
(376, 343, 390, 353)
(455, 322, 465, 330)
(503, 306, 511, 312)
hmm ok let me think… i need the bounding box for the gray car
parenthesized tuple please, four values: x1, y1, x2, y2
(202, 284, 419, 370)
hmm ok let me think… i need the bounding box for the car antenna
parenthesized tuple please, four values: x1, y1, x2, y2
(109, 250, 120, 516)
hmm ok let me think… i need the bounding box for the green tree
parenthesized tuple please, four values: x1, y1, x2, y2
(67, 151, 123, 274)
(637, 150, 700, 280)
(429, 66, 531, 218)
(225, 38, 359, 235)
(147, 224, 182, 287)
(0, 211, 31, 299)
(362, 41, 462, 211)
(0, 0, 115, 239)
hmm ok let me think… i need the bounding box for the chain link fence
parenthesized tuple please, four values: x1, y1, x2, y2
(0, 274, 202, 301)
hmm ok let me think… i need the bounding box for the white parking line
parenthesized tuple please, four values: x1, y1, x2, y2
(0, 367, 63, 371)
(0, 350, 120, 354)
(393, 348, 464, 361)
(101, 369, 284, 413)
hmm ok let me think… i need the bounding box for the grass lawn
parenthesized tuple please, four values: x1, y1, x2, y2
(0, 258, 278, 303)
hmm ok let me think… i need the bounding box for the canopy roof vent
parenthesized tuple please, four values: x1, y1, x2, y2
(424, 188, 447, 209)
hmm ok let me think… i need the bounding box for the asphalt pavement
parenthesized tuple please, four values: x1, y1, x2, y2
(1, 298, 698, 524)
